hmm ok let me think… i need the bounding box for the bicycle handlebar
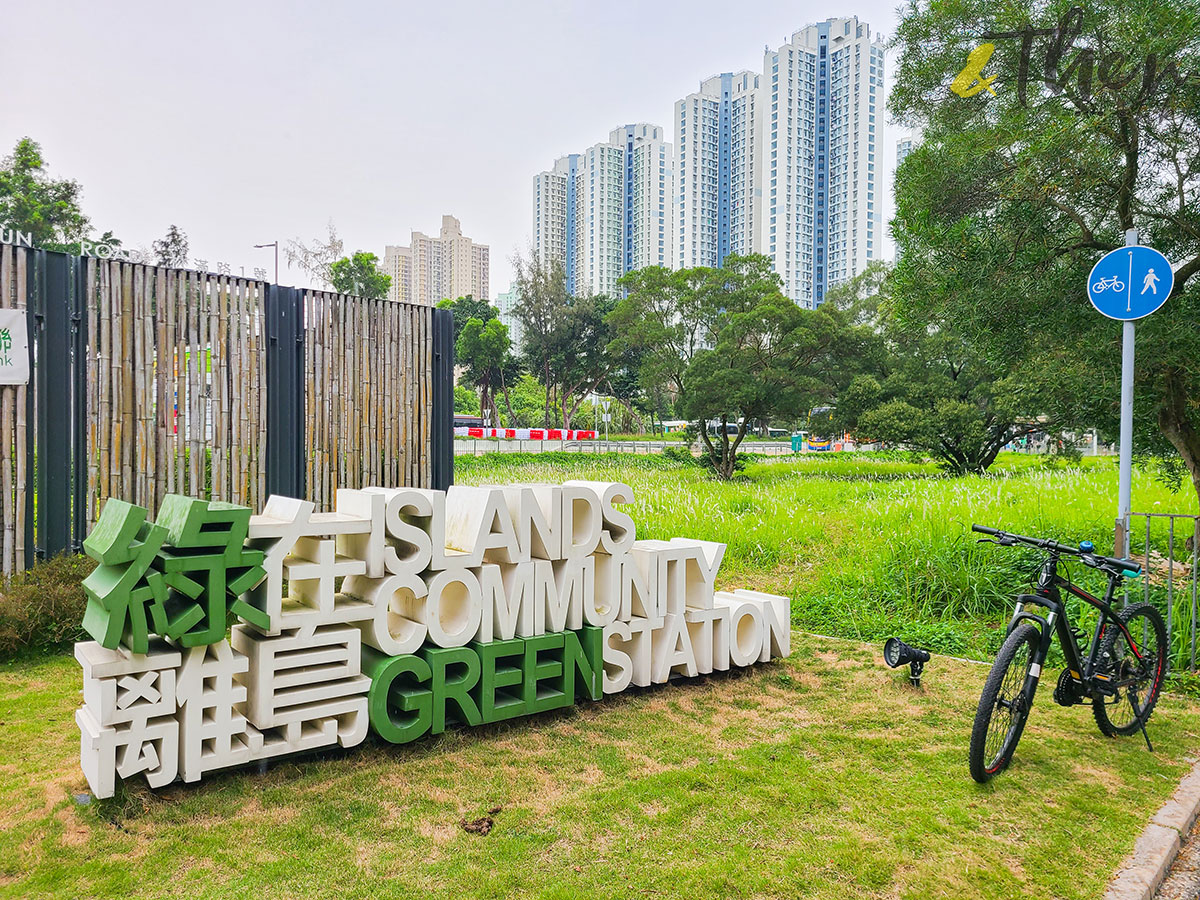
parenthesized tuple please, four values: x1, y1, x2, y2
(971, 524, 1141, 575)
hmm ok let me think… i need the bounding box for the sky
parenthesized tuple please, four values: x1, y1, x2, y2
(1, 0, 904, 293)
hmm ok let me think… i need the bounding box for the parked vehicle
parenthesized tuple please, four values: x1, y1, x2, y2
(967, 526, 1165, 783)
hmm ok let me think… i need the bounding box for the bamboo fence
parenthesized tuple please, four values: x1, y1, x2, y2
(85, 260, 269, 526)
(0, 244, 29, 575)
(302, 290, 433, 508)
(0, 255, 436, 575)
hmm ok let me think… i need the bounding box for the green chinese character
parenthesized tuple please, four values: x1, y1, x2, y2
(81, 495, 269, 653)
(81, 500, 182, 654)
(152, 495, 269, 646)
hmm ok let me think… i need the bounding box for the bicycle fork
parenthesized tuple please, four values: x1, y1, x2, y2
(1005, 594, 1062, 714)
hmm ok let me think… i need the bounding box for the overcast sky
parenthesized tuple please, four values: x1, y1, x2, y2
(1, 0, 904, 293)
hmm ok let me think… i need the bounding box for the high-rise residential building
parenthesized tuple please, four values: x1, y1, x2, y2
(668, 16, 884, 307)
(894, 131, 919, 262)
(533, 123, 674, 297)
(760, 17, 885, 307)
(494, 284, 524, 351)
(380, 245, 413, 304)
(380, 215, 489, 306)
(533, 156, 575, 289)
(675, 71, 761, 270)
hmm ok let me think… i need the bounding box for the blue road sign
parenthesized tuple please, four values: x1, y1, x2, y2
(1087, 245, 1173, 320)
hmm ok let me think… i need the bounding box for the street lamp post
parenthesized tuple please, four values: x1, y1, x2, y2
(254, 241, 279, 283)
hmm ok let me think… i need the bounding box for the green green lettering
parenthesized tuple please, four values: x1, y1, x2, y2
(564, 626, 603, 701)
(363, 647, 433, 744)
(523, 631, 569, 715)
(419, 646, 483, 734)
(471, 638, 527, 723)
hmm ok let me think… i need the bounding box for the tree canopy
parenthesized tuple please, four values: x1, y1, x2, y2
(437, 295, 498, 342)
(329, 251, 391, 300)
(456, 317, 512, 427)
(615, 254, 857, 477)
(890, 0, 1200, 508)
(153, 225, 189, 268)
(0, 138, 89, 249)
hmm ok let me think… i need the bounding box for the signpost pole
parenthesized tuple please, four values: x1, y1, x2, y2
(1115, 228, 1138, 558)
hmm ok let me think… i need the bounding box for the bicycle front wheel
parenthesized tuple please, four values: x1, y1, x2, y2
(969, 623, 1040, 783)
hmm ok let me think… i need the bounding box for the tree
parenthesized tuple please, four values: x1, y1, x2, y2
(818, 262, 1043, 474)
(285, 221, 343, 288)
(836, 316, 1042, 474)
(454, 384, 481, 416)
(684, 256, 854, 477)
(611, 265, 717, 411)
(329, 252, 391, 300)
(437, 295, 498, 342)
(890, 0, 1200, 509)
(153, 225, 189, 268)
(512, 251, 570, 427)
(0, 138, 88, 249)
(554, 293, 617, 431)
(456, 317, 511, 427)
(617, 255, 855, 478)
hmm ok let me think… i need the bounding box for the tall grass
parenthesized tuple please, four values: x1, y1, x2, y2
(456, 452, 1198, 663)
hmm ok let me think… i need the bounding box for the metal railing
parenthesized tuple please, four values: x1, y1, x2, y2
(1128, 512, 1200, 672)
(452, 439, 795, 457)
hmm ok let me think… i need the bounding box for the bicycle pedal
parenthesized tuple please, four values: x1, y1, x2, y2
(1053, 668, 1085, 706)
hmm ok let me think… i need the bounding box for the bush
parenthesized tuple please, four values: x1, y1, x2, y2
(0, 553, 94, 658)
(660, 445, 698, 466)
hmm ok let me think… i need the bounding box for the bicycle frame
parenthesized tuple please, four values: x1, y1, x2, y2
(1004, 553, 1137, 698)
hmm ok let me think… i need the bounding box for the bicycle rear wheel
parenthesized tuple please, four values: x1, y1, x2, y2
(1093, 603, 1167, 737)
(969, 623, 1039, 783)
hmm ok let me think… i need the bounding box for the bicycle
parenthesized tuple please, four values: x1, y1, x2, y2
(1091, 275, 1125, 293)
(967, 525, 1167, 783)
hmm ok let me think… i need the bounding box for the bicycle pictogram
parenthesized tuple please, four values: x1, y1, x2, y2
(1090, 275, 1124, 294)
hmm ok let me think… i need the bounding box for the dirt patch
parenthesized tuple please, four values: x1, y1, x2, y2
(414, 817, 458, 845)
(1071, 762, 1123, 792)
(54, 806, 91, 848)
(816, 650, 861, 670)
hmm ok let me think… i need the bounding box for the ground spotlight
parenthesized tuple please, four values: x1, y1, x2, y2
(883, 638, 931, 687)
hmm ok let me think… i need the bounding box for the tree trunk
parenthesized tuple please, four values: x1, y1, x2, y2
(610, 393, 645, 434)
(1158, 368, 1200, 513)
(499, 370, 515, 427)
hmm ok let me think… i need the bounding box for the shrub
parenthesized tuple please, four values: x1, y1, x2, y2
(0, 553, 94, 658)
(660, 445, 698, 466)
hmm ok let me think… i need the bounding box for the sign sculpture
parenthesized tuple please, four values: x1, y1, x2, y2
(74, 482, 791, 798)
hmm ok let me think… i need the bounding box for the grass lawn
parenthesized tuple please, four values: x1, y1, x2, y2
(2, 633, 1198, 900)
(3, 451, 1198, 898)
(457, 452, 1200, 666)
